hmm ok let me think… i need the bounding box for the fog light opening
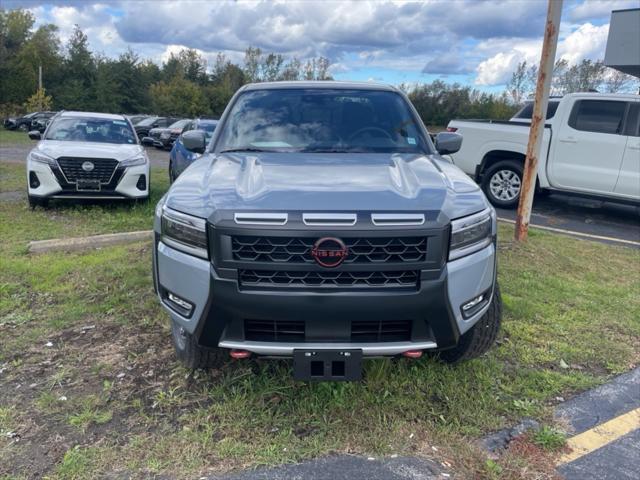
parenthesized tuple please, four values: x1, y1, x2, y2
(29, 171, 40, 189)
(402, 350, 423, 359)
(230, 349, 251, 359)
(136, 174, 147, 191)
(164, 290, 193, 317)
(461, 291, 490, 319)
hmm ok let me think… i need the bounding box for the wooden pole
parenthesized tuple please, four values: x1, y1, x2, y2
(514, 0, 563, 242)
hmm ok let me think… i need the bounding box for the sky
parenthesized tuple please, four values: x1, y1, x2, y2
(4, 0, 639, 92)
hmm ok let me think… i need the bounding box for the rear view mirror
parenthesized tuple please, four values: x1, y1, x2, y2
(28, 130, 41, 140)
(435, 132, 462, 155)
(182, 130, 206, 154)
(141, 137, 155, 146)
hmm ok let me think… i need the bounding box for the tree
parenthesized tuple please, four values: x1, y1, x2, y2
(24, 87, 53, 111)
(262, 53, 284, 82)
(243, 46, 262, 82)
(150, 77, 207, 116)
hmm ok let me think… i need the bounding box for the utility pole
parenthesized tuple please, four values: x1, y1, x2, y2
(514, 0, 563, 242)
(38, 65, 43, 110)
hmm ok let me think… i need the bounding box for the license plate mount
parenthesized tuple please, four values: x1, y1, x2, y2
(293, 349, 362, 381)
(76, 179, 101, 191)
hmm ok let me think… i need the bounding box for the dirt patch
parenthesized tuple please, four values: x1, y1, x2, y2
(0, 320, 181, 479)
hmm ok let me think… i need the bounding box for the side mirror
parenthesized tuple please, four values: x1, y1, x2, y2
(28, 130, 41, 140)
(182, 130, 206, 154)
(435, 132, 462, 155)
(152, 123, 159, 128)
(141, 136, 155, 146)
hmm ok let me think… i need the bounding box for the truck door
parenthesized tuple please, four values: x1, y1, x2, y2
(550, 99, 628, 195)
(615, 101, 640, 199)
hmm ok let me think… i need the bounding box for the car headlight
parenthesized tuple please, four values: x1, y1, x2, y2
(449, 208, 494, 261)
(29, 151, 56, 166)
(161, 207, 208, 259)
(121, 154, 147, 167)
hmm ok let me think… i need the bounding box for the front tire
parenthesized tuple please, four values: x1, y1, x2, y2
(170, 319, 225, 370)
(482, 160, 523, 208)
(438, 285, 502, 363)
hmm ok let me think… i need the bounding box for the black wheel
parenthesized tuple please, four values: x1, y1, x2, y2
(18, 123, 28, 131)
(482, 160, 523, 209)
(438, 284, 502, 364)
(28, 195, 49, 209)
(170, 319, 225, 370)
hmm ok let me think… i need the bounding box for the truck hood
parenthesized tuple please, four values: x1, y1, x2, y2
(164, 152, 489, 221)
(34, 140, 144, 162)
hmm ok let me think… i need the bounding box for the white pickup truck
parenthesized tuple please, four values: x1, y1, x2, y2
(447, 92, 640, 208)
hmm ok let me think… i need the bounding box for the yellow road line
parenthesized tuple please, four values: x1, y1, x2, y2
(557, 407, 640, 465)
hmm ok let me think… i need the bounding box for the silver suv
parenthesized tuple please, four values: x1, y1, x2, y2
(152, 82, 501, 381)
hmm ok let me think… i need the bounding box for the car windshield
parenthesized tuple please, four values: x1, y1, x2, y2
(137, 117, 159, 127)
(169, 119, 190, 129)
(216, 89, 429, 154)
(45, 117, 137, 144)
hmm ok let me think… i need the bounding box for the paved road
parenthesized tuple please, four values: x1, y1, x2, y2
(496, 193, 640, 247)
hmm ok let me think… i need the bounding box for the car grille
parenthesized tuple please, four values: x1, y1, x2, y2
(238, 269, 419, 290)
(56, 157, 118, 183)
(351, 320, 412, 342)
(244, 319, 305, 342)
(232, 236, 427, 264)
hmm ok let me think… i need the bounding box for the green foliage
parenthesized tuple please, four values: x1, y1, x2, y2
(24, 87, 52, 111)
(531, 426, 566, 451)
(150, 77, 207, 116)
(407, 80, 517, 126)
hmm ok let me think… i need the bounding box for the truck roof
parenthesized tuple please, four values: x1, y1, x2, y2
(240, 81, 399, 92)
(561, 92, 639, 101)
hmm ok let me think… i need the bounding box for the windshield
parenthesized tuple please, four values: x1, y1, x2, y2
(169, 119, 190, 129)
(216, 89, 428, 153)
(137, 117, 159, 127)
(45, 117, 137, 144)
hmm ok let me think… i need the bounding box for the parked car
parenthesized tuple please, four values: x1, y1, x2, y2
(447, 92, 640, 208)
(168, 119, 218, 181)
(126, 114, 152, 126)
(152, 81, 501, 381)
(157, 118, 194, 149)
(4, 111, 56, 131)
(145, 118, 190, 149)
(31, 111, 58, 133)
(134, 116, 178, 138)
(26, 111, 149, 207)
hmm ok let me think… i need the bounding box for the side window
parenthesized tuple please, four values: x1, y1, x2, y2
(568, 100, 627, 135)
(623, 103, 640, 137)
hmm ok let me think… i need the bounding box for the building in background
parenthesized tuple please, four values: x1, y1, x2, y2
(604, 8, 640, 78)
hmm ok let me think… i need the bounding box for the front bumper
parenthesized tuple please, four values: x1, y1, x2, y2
(27, 158, 149, 199)
(153, 236, 496, 357)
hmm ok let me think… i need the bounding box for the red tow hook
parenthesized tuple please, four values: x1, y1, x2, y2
(230, 349, 251, 359)
(402, 350, 423, 359)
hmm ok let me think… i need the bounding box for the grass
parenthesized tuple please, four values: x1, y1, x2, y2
(0, 158, 638, 479)
(0, 129, 33, 145)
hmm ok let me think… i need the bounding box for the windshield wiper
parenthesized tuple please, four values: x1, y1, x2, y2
(219, 147, 270, 153)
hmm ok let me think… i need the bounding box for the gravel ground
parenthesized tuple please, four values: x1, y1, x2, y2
(0, 143, 170, 167)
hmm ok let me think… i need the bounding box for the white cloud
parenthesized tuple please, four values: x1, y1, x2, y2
(557, 22, 610, 64)
(568, 0, 638, 22)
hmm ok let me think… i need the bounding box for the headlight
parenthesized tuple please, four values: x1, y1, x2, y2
(120, 154, 147, 167)
(449, 208, 494, 261)
(30, 151, 56, 166)
(161, 207, 208, 259)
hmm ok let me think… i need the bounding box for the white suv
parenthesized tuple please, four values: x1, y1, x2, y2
(26, 111, 150, 207)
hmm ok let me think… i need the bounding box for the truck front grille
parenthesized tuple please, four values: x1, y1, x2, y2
(57, 157, 118, 183)
(238, 269, 419, 290)
(351, 320, 412, 342)
(232, 236, 427, 264)
(245, 319, 305, 342)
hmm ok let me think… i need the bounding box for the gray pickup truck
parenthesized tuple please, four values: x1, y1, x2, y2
(152, 81, 501, 381)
